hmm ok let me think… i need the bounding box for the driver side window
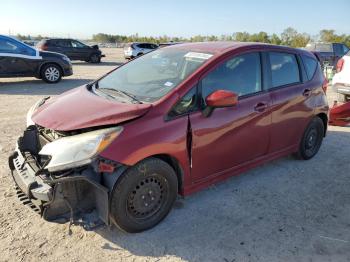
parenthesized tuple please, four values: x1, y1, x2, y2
(201, 52, 262, 101)
(71, 40, 86, 48)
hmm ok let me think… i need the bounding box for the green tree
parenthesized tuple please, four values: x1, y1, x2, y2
(269, 34, 281, 45)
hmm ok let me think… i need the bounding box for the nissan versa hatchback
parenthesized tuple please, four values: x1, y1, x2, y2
(9, 42, 329, 233)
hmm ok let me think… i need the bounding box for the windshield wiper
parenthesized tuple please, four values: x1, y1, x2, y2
(97, 87, 142, 104)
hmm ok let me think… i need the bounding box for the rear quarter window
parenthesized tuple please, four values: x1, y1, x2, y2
(268, 52, 300, 88)
(301, 55, 318, 80)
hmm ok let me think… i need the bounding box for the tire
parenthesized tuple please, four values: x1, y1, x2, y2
(89, 54, 101, 63)
(41, 64, 62, 83)
(295, 117, 324, 160)
(136, 53, 143, 57)
(110, 158, 178, 233)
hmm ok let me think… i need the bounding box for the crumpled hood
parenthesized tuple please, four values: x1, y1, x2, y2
(32, 86, 152, 131)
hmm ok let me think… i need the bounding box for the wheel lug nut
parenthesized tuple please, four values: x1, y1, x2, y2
(141, 195, 145, 199)
(145, 203, 148, 207)
(151, 197, 154, 201)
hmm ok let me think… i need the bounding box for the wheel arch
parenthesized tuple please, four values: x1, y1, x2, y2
(106, 154, 185, 197)
(39, 62, 64, 77)
(316, 112, 328, 137)
(151, 154, 184, 194)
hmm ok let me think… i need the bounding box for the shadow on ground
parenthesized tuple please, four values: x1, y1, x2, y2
(0, 78, 91, 95)
(88, 129, 350, 261)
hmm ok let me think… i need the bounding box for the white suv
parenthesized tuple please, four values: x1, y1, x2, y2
(332, 51, 350, 102)
(124, 42, 158, 59)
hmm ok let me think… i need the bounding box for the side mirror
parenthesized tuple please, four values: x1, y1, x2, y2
(203, 90, 238, 117)
(206, 90, 238, 108)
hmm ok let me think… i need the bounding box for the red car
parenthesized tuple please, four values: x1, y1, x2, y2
(9, 42, 329, 233)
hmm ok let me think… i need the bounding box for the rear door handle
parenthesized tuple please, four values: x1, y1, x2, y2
(254, 102, 268, 112)
(303, 89, 311, 97)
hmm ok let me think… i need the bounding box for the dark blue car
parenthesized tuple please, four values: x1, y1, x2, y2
(0, 35, 73, 83)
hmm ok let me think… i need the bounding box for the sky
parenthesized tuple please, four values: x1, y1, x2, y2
(1, 0, 349, 39)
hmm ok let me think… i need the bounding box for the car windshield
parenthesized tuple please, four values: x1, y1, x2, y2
(96, 48, 213, 103)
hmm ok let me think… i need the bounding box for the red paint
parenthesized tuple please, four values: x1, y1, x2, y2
(206, 90, 238, 107)
(32, 86, 151, 131)
(33, 42, 329, 196)
(329, 101, 350, 127)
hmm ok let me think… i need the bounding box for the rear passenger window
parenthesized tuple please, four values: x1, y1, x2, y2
(202, 52, 262, 99)
(269, 52, 300, 88)
(302, 55, 318, 80)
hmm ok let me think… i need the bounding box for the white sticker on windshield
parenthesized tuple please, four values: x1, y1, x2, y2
(164, 81, 174, 87)
(184, 52, 213, 60)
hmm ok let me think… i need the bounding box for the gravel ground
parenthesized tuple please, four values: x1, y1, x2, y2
(0, 48, 349, 262)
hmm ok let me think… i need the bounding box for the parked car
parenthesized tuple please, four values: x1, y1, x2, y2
(9, 42, 328, 233)
(123, 42, 158, 59)
(0, 35, 72, 83)
(159, 42, 182, 47)
(23, 40, 39, 47)
(332, 50, 350, 102)
(37, 39, 105, 63)
(305, 42, 349, 68)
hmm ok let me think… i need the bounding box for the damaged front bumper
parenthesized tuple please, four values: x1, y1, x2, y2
(8, 142, 111, 225)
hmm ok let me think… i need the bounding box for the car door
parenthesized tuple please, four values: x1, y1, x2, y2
(0, 36, 39, 76)
(266, 51, 314, 154)
(56, 40, 75, 58)
(189, 52, 272, 182)
(70, 40, 90, 60)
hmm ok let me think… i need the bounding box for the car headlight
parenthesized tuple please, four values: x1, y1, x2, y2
(39, 127, 123, 172)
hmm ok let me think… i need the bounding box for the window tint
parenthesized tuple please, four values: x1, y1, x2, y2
(57, 40, 72, 48)
(342, 44, 349, 55)
(168, 87, 198, 117)
(0, 37, 35, 56)
(269, 52, 300, 88)
(71, 40, 86, 48)
(334, 44, 344, 56)
(302, 55, 318, 80)
(202, 52, 262, 99)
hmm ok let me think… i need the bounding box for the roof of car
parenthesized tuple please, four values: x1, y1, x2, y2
(167, 41, 307, 55)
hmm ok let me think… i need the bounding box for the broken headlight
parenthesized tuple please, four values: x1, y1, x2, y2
(39, 127, 122, 172)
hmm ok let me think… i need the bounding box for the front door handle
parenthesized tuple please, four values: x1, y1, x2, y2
(303, 89, 311, 97)
(254, 102, 268, 112)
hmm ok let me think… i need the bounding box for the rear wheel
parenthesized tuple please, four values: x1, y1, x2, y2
(295, 117, 324, 160)
(41, 64, 62, 83)
(110, 158, 178, 233)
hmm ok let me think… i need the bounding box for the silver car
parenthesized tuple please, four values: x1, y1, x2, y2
(124, 42, 158, 59)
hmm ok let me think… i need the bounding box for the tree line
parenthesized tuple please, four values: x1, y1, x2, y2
(15, 28, 350, 48)
(91, 28, 350, 48)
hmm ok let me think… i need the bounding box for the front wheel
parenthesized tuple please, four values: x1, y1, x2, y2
(89, 54, 101, 63)
(110, 158, 178, 233)
(41, 64, 62, 83)
(295, 117, 324, 160)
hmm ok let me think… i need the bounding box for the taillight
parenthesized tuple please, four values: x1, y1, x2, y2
(40, 44, 48, 51)
(336, 58, 344, 72)
(322, 77, 328, 93)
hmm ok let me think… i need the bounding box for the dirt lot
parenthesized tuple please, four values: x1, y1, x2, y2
(0, 48, 349, 262)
